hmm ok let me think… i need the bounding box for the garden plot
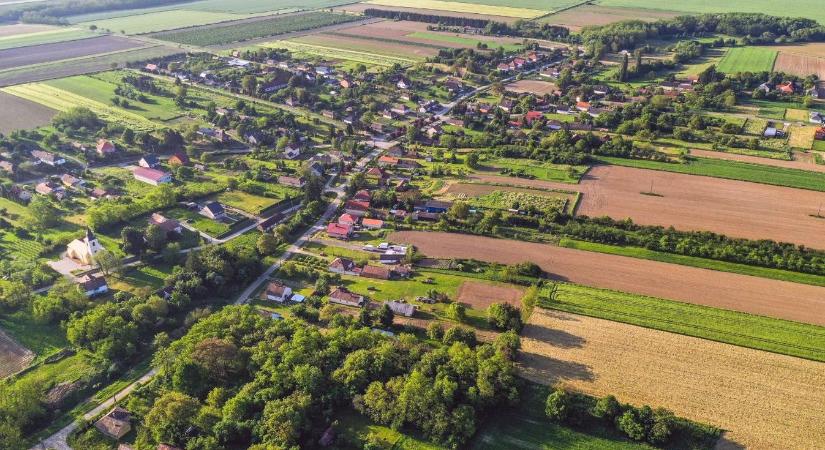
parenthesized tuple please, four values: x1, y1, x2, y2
(0, 327, 34, 379)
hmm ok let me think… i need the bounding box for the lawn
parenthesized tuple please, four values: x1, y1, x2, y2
(407, 31, 522, 52)
(716, 47, 777, 74)
(77, 9, 244, 35)
(217, 190, 279, 215)
(484, 157, 584, 183)
(599, 156, 825, 191)
(559, 238, 825, 287)
(166, 207, 231, 237)
(539, 282, 825, 363)
(0, 309, 68, 361)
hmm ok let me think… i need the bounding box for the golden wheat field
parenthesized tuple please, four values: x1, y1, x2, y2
(519, 309, 825, 449)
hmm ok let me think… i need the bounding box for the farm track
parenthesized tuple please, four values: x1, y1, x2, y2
(390, 231, 825, 326)
(521, 309, 825, 449)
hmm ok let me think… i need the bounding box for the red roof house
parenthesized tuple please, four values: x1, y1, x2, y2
(327, 223, 353, 240)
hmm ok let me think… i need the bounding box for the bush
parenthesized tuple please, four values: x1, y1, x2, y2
(445, 302, 466, 322)
(486, 302, 523, 332)
(545, 388, 571, 422)
(593, 395, 621, 421)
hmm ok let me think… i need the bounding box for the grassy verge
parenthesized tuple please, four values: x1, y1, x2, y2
(559, 238, 825, 287)
(598, 156, 825, 191)
(539, 283, 825, 363)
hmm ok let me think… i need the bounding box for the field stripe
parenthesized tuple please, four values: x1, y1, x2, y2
(364, 0, 547, 18)
(261, 40, 416, 66)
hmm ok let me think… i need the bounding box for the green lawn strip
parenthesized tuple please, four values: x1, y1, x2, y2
(598, 156, 825, 191)
(716, 47, 777, 73)
(0, 29, 97, 51)
(539, 283, 825, 362)
(406, 31, 522, 51)
(0, 310, 68, 360)
(559, 238, 825, 287)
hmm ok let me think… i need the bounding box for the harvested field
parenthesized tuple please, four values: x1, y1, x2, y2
(690, 149, 825, 173)
(537, 164, 825, 250)
(363, 0, 547, 18)
(0, 327, 34, 379)
(333, 3, 520, 24)
(390, 231, 825, 326)
(505, 79, 559, 95)
(0, 90, 56, 133)
(777, 52, 825, 79)
(0, 35, 143, 72)
(456, 280, 524, 309)
(292, 32, 436, 60)
(539, 5, 680, 30)
(0, 23, 56, 37)
(520, 309, 825, 449)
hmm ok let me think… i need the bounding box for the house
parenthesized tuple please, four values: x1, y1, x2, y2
(422, 200, 452, 214)
(361, 218, 383, 229)
(67, 229, 104, 265)
(380, 252, 404, 264)
(148, 213, 182, 236)
(138, 154, 160, 169)
(95, 407, 131, 440)
(144, 63, 159, 72)
(764, 127, 780, 138)
(396, 78, 410, 89)
(10, 185, 31, 202)
(757, 82, 771, 93)
(200, 201, 226, 220)
(425, 125, 443, 139)
(133, 167, 171, 185)
(524, 111, 544, 125)
(815, 127, 825, 140)
(96, 139, 116, 156)
(31, 150, 65, 166)
(810, 111, 824, 124)
(278, 175, 305, 188)
(327, 222, 353, 240)
(91, 187, 116, 200)
(283, 145, 301, 160)
(391, 104, 410, 116)
(809, 86, 825, 99)
(197, 128, 228, 143)
(257, 213, 283, 232)
(365, 167, 386, 185)
(168, 152, 190, 166)
(353, 189, 371, 203)
(497, 63, 511, 73)
(778, 81, 795, 94)
(308, 161, 325, 178)
(329, 287, 365, 307)
(35, 181, 64, 198)
(361, 265, 391, 280)
(344, 200, 370, 217)
(329, 257, 359, 276)
(157, 445, 183, 450)
(576, 101, 591, 112)
(338, 213, 358, 226)
(498, 99, 515, 112)
(322, 110, 337, 120)
(385, 300, 416, 317)
(0, 160, 14, 174)
(391, 264, 413, 279)
(261, 281, 292, 303)
(77, 274, 109, 297)
(378, 155, 399, 167)
(60, 173, 82, 188)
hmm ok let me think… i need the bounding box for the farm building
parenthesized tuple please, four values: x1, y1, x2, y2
(66, 229, 104, 265)
(361, 218, 384, 230)
(329, 257, 359, 276)
(329, 287, 364, 307)
(139, 155, 160, 168)
(385, 300, 416, 317)
(96, 139, 116, 156)
(200, 202, 226, 220)
(133, 167, 171, 185)
(361, 265, 391, 280)
(95, 407, 131, 440)
(261, 281, 292, 303)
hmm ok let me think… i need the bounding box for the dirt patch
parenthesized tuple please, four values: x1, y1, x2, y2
(505, 79, 559, 95)
(333, 3, 521, 24)
(774, 48, 825, 79)
(690, 149, 825, 173)
(540, 5, 680, 31)
(0, 90, 56, 133)
(521, 309, 825, 449)
(0, 327, 34, 379)
(456, 280, 524, 309)
(0, 35, 144, 71)
(390, 231, 825, 326)
(0, 23, 58, 38)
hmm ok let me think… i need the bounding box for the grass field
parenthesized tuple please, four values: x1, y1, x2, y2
(166, 207, 232, 237)
(599, 156, 825, 191)
(0, 28, 96, 50)
(150, 11, 358, 46)
(785, 108, 810, 122)
(263, 40, 416, 66)
(716, 47, 777, 73)
(559, 238, 825, 287)
(364, 0, 548, 18)
(538, 282, 825, 362)
(2, 82, 158, 131)
(484, 157, 584, 183)
(407, 31, 522, 51)
(789, 125, 817, 149)
(216, 190, 279, 214)
(594, 0, 825, 26)
(78, 9, 245, 35)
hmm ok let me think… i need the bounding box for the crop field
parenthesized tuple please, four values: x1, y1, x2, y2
(406, 31, 522, 51)
(716, 47, 777, 74)
(334, 3, 521, 23)
(182, 0, 351, 13)
(150, 11, 359, 46)
(265, 40, 417, 67)
(775, 52, 825, 79)
(0, 327, 34, 379)
(788, 125, 817, 149)
(444, 183, 577, 205)
(689, 149, 825, 173)
(467, 190, 568, 214)
(78, 9, 246, 35)
(0, 90, 56, 133)
(2, 83, 158, 131)
(505, 79, 559, 95)
(540, 5, 679, 29)
(0, 23, 55, 37)
(0, 35, 143, 72)
(389, 231, 825, 326)
(363, 0, 548, 19)
(787, 107, 813, 121)
(456, 281, 524, 309)
(0, 27, 97, 51)
(520, 309, 825, 449)
(594, 0, 825, 26)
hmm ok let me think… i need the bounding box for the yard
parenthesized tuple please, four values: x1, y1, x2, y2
(217, 190, 280, 215)
(716, 47, 777, 74)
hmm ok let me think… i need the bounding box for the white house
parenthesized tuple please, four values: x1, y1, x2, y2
(200, 201, 226, 220)
(262, 281, 292, 302)
(77, 274, 109, 297)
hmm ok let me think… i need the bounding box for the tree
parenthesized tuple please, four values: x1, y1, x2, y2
(593, 395, 621, 421)
(121, 226, 146, 255)
(445, 302, 466, 322)
(465, 151, 479, 169)
(94, 249, 121, 276)
(144, 224, 167, 252)
(617, 409, 647, 441)
(191, 338, 244, 383)
(27, 197, 59, 229)
(619, 52, 629, 81)
(448, 201, 470, 221)
(256, 233, 280, 256)
(375, 304, 394, 328)
(0, 281, 31, 311)
(121, 128, 135, 144)
(545, 388, 571, 422)
(487, 303, 523, 332)
(143, 391, 200, 447)
(242, 75, 258, 96)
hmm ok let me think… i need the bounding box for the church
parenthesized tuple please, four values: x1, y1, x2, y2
(66, 229, 104, 266)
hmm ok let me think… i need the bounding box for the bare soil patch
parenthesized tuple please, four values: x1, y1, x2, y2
(0, 90, 56, 133)
(691, 149, 825, 173)
(540, 5, 680, 31)
(775, 51, 825, 79)
(0, 327, 34, 379)
(505, 79, 559, 95)
(521, 309, 825, 449)
(390, 231, 825, 326)
(0, 35, 144, 71)
(456, 280, 524, 309)
(333, 3, 520, 24)
(295, 31, 441, 59)
(0, 23, 57, 38)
